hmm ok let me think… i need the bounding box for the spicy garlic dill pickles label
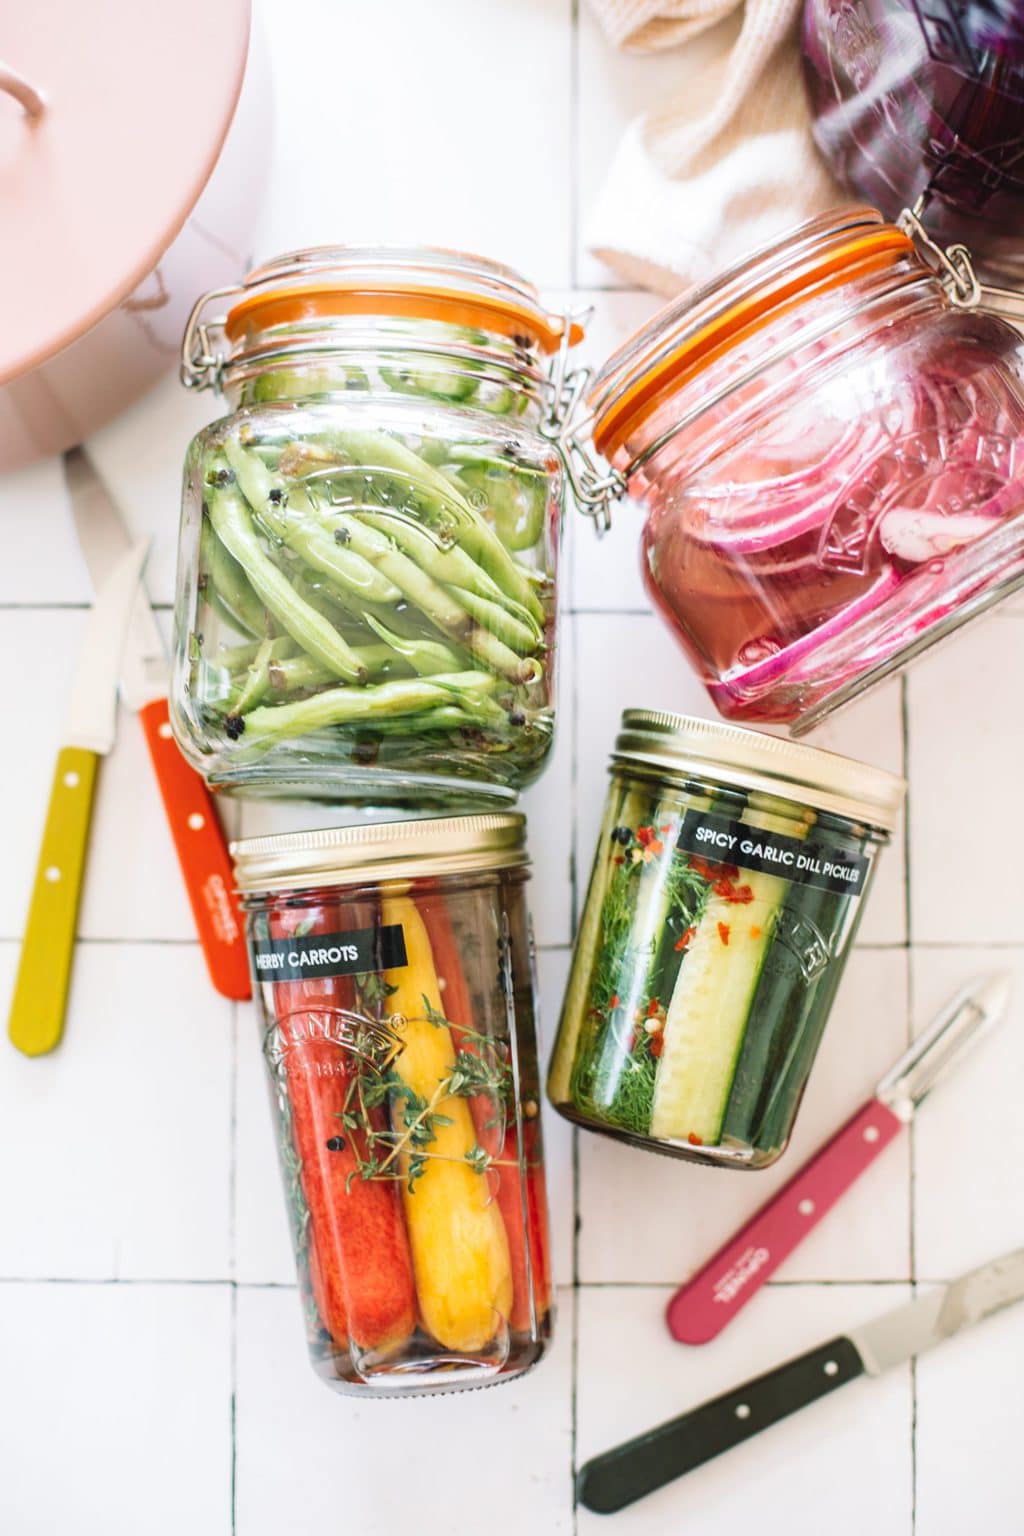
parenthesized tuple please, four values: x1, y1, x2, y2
(253, 923, 408, 981)
(677, 811, 869, 896)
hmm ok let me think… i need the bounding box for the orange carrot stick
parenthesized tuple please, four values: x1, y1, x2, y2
(269, 901, 417, 1355)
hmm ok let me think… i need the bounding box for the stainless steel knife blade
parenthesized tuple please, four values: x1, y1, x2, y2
(64, 447, 167, 710)
(850, 1248, 1024, 1376)
(64, 540, 150, 753)
(876, 972, 1013, 1121)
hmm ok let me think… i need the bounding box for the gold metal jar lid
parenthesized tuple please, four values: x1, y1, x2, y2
(612, 710, 905, 832)
(231, 812, 528, 895)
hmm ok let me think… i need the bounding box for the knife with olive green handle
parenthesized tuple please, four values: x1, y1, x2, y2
(7, 540, 149, 1057)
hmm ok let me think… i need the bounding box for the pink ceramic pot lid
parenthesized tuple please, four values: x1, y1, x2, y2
(0, 0, 251, 386)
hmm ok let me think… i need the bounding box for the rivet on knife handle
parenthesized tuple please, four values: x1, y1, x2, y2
(8, 747, 99, 1056)
(139, 699, 251, 1001)
(667, 1100, 903, 1344)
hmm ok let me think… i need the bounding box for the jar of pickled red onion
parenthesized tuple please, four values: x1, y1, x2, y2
(572, 207, 1024, 733)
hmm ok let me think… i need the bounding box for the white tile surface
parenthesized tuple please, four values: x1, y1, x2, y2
(235, 1284, 574, 1536)
(0, 944, 233, 1281)
(910, 947, 1024, 1282)
(907, 611, 1024, 944)
(2, 0, 1020, 1529)
(915, 1287, 1024, 1536)
(537, 947, 576, 1287)
(0, 1282, 232, 1536)
(253, 0, 574, 289)
(576, 1284, 914, 1535)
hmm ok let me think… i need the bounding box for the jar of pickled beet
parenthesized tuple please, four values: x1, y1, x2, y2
(802, 0, 1024, 278)
(574, 207, 1024, 733)
(172, 246, 584, 803)
(232, 812, 552, 1396)
(547, 711, 904, 1169)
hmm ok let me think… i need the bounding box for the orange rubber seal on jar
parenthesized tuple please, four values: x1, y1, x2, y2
(225, 283, 584, 355)
(591, 227, 915, 460)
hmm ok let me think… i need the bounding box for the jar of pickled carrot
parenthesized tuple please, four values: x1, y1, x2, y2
(573, 207, 1024, 733)
(172, 246, 584, 804)
(547, 711, 904, 1169)
(232, 812, 552, 1396)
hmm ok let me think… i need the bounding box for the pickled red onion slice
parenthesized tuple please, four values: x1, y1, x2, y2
(722, 567, 903, 691)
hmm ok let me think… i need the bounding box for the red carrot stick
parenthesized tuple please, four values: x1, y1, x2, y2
(419, 895, 552, 1332)
(269, 901, 417, 1356)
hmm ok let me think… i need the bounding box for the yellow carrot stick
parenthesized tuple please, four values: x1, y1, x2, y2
(381, 894, 513, 1353)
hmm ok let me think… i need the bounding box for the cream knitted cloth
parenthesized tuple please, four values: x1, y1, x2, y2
(585, 0, 839, 295)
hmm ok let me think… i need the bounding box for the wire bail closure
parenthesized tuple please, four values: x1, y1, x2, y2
(899, 199, 1024, 330)
(539, 304, 625, 537)
(180, 283, 239, 390)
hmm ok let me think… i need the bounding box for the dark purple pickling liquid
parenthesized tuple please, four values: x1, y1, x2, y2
(802, 0, 1024, 265)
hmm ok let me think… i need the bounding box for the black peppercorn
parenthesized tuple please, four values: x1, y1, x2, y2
(325, 1136, 346, 1152)
(224, 714, 245, 741)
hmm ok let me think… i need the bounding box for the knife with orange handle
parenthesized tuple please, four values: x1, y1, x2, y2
(63, 449, 251, 1001)
(8, 540, 150, 1056)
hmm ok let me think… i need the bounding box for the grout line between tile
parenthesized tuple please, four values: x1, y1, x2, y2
(569, 0, 581, 295)
(0, 1274, 927, 1289)
(910, 1355, 918, 1536)
(230, 1281, 238, 1536)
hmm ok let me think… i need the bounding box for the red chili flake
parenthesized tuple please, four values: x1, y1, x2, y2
(660, 824, 672, 834)
(750, 925, 762, 939)
(729, 884, 754, 905)
(650, 1034, 664, 1059)
(646, 997, 661, 1018)
(613, 855, 624, 866)
(674, 925, 697, 952)
(649, 837, 665, 856)
(609, 994, 620, 1009)
(717, 921, 731, 946)
(713, 876, 736, 898)
(636, 826, 654, 847)
(687, 1132, 703, 1147)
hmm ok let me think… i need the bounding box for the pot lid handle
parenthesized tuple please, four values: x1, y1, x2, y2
(0, 62, 45, 118)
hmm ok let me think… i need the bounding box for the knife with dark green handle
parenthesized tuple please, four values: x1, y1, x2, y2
(578, 1246, 1024, 1514)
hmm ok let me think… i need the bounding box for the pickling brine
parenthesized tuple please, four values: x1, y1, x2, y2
(548, 711, 904, 1169)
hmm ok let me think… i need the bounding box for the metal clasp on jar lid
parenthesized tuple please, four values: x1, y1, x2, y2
(538, 304, 627, 536)
(898, 199, 1024, 330)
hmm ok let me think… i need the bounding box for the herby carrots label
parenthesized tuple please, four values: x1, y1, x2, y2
(252, 923, 408, 981)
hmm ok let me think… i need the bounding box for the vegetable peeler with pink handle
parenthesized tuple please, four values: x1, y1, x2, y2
(666, 973, 1013, 1345)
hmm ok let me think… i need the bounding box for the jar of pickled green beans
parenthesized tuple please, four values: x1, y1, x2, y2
(548, 710, 905, 1169)
(172, 247, 585, 804)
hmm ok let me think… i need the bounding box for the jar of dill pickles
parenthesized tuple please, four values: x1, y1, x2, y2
(548, 710, 904, 1169)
